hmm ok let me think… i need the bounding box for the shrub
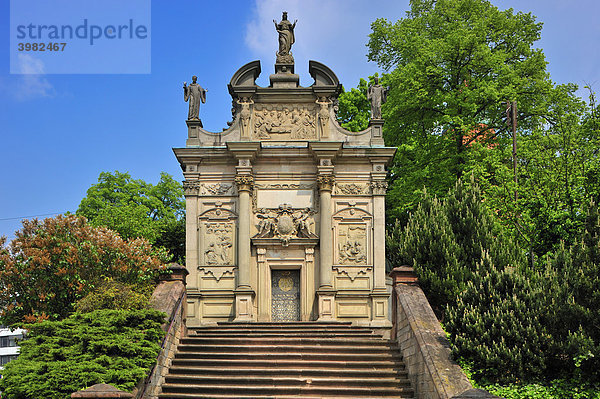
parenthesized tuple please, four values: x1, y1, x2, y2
(0, 215, 168, 324)
(74, 278, 151, 313)
(0, 309, 165, 399)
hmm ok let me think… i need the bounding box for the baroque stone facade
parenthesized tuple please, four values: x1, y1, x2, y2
(174, 39, 395, 327)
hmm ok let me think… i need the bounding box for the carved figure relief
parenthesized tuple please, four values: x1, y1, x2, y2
(237, 97, 253, 138)
(252, 104, 316, 140)
(335, 183, 370, 196)
(338, 225, 367, 265)
(254, 204, 317, 246)
(316, 97, 331, 137)
(203, 222, 234, 265)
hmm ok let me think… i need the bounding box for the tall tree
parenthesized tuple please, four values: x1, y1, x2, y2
(0, 215, 167, 325)
(367, 0, 551, 221)
(77, 171, 185, 262)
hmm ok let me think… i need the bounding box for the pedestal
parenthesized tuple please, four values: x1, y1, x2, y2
(234, 289, 255, 322)
(317, 289, 336, 321)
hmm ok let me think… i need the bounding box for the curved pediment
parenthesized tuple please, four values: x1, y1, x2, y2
(229, 60, 261, 88)
(309, 60, 340, 88)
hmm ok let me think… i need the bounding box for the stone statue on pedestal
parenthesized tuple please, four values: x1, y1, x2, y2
(274, 12, 297, 61)
(183, 76, 206, 120)
(367, 77, 389, 120)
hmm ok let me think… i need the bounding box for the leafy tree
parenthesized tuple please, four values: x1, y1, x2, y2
(470, 84, 599, 260)
(0, 215, 167, 325)
(0, 309, 164, 399)
(336, 77, 372, 132)
(77, 171, 185, 262)
(367, 0, 551, 222)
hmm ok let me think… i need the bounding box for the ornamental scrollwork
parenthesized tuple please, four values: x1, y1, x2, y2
(335, 183, 370, 195)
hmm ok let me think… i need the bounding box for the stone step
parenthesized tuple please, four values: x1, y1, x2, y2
(170, 357, 406, 369)
(159, 324, 413, 398)
(174, 351, 402, 362)
(217, 321, 353, 325)
(160, 383, 414, 397)
(164, 375, 411, 388)
(166, 365, 408, 378)
(159, 394, 411, 399)
(180, 336, 395, 346)
(176, 343, 400, 353)
(189, 331, 380, 338)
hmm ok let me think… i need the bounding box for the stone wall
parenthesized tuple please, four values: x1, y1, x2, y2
(134, 264, 188, 399)
(390, 267, 499, 399)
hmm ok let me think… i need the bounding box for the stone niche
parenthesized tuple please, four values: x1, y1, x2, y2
(175, 52, 395, 327)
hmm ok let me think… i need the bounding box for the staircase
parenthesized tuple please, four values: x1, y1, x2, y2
(158, 322, 414, 399)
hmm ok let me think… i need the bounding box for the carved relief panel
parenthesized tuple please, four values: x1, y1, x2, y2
(197, 205, 237, 291)
(252, 104, 317, 140)
(332, 205, 373, 291)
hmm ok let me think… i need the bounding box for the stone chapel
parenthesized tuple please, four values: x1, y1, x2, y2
(174, 20, 395, 327)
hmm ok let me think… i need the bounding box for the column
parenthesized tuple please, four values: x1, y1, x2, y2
(235, 174, 253, 289)
(233, 172, 254, 321)
(317, 175, 334, 289)
(226, 142, 260, 322)
(316, 173, 335, 320)
(370, 171, 392, 327)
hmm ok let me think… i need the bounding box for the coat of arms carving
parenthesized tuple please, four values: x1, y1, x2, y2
(254, 203, 317, 246)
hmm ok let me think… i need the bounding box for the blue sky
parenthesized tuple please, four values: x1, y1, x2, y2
(1, 0, 599, 239)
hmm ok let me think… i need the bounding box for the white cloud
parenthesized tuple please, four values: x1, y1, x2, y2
(13, 54, 56, 101)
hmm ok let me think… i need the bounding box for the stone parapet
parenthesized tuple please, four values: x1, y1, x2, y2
(389, 267, 500, 399)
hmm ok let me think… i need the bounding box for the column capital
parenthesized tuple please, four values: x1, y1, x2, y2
(234, 175, 254, 192)
(182, 180, 201, 196)
(317, 174, 335, 192)
(371, 180, 388, 196)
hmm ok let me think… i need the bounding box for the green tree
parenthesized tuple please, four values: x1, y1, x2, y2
(77, 171, 185, 262)
(367, 0, 551, 222)
(470, 84, 599, 260)
(336, 77, 372, 132)
(0, 215, 167, 325)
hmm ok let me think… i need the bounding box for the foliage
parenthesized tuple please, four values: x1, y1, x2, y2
(387, 178, 523, 313)
(470, 84, 599, 261)
(389, 180, 548, 382)
(482, 379, 600, 399)
(0, 215, 167, 325)
(540, 200, 600, 380)
(366, 0, 551, 222)
(0, 309, 165, 399)
(446, 251, 548, 382)
(74, 278, 151, 313)
(77, 171, 185, 262)
(336, 77, 372, 132)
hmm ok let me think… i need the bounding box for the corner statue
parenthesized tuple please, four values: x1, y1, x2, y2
(367, 77, 389, 120)
(273, 12, 297, 57)
(183, 76, 206, 121)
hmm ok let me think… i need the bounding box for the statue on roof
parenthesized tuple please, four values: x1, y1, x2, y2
(367, 76, 389, 120)
(183, 76, 206, 121)
(274, 12, 297, 58)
